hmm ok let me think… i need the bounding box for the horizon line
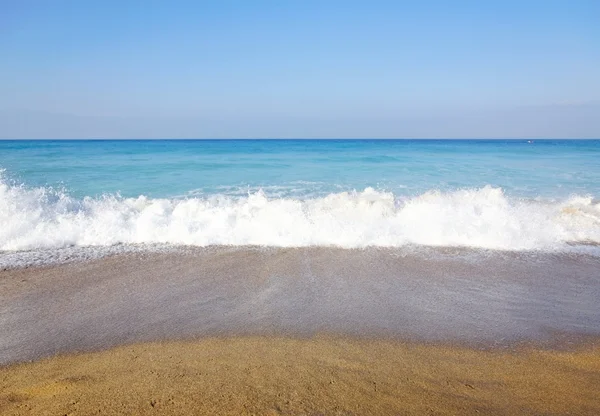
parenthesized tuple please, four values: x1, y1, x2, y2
(0, 137, 600, 142)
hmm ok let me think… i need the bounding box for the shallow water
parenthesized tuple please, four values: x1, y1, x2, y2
(1, 247, 599, 364)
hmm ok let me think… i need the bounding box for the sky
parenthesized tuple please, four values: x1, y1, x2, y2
(1, 0, 599, 138)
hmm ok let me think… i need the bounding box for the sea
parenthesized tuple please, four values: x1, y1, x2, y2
(1, 139, 600, 265)
(2, 139, 600, 357)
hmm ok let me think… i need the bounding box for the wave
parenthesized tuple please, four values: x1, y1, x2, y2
(1, 175, 599, 252)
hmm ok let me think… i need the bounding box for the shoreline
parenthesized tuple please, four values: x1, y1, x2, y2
(2, 335, 599, 415)
(3, 243, 600, 270)
(2, 247, 600, 364)
(1, 247, 599, 414)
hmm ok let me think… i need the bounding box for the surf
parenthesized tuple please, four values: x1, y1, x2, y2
(1, 174, 599, 252)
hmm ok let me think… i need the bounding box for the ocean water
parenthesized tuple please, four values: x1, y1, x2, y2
(1, 139, 600, 262)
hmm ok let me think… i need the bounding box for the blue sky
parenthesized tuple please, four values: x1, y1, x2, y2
(1, 0, 599, 138)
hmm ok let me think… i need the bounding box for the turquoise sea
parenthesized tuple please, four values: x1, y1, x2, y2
(1, 139, 600, 259)
(2, 139, 600, 199)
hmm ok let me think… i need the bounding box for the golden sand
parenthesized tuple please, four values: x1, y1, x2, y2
(1, 336, 599, 415)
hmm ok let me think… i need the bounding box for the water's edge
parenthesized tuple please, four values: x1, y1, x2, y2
(1, 247, 599, 364)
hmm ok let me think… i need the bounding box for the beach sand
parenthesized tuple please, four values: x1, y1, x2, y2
(1, 247, 600, 414)
(1, 336, 600, 415)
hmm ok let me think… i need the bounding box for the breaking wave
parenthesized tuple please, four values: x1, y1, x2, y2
(1, 175, 599, 252)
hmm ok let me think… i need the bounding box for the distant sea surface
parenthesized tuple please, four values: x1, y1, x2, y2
(1, 139, 600, 265)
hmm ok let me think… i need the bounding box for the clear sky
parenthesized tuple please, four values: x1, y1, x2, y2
(1, 0, 599, 138)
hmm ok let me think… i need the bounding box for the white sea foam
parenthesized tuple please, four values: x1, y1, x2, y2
(1, 176, 599, 253)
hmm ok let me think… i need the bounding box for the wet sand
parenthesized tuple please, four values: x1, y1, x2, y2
(2, 247, 600, 364)
(1, 247, 600, 414)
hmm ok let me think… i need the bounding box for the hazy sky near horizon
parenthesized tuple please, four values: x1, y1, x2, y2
(1, 0, 599, 138)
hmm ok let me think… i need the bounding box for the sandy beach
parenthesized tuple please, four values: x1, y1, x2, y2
(1, 247, 600, 414)
(2, 337, 600, 415)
